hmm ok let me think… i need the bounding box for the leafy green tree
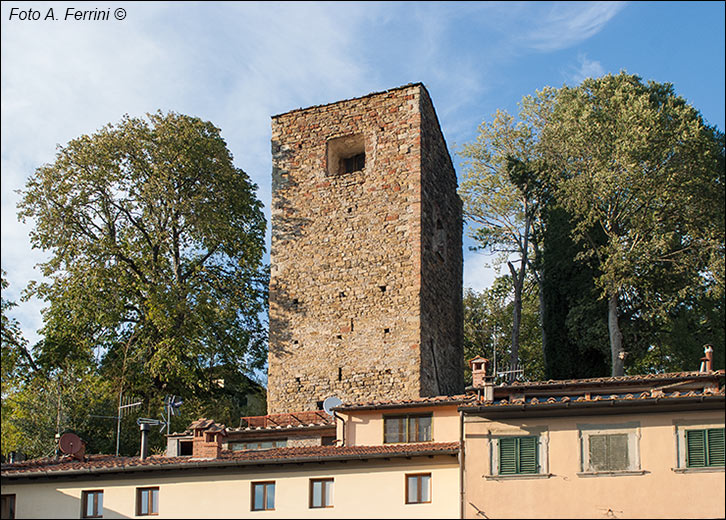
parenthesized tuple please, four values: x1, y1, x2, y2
(459, 90, 555, 379)
(1, 271, 38, 389)
(540, 207, 610, 379)
(17, 112, 268, 423)
(463, 277, 544, 384)
(542, 72, 725, 376)
(1, 364, 118, 459)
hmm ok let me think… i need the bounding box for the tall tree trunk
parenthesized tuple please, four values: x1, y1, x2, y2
(536, 274, 547, 373)
(608, 291, 625, 376)
(508, 260, 525, 383)
(507, 215, 531, 382)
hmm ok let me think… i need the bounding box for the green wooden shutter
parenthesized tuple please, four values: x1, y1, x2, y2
(518, 436, 538, 474)
(499, 438, 517, 474)
(686, 430, 706, 467)
(706, 428, 725, 467)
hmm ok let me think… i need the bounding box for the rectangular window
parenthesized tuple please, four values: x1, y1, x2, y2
(588, 433, 629, 471)
(405, 473, 431, 504)
(82, 490, 103, 518)
(686, 428, 725, 468)
(137, 487, 159, 516)
(579, 423, 640, 474)
(498, 436, 538, 475)
(384, 414, 432, 443)
(309, 478, 334, 508)
(251, 482, 275, 511)
(1, 494, 16, 520)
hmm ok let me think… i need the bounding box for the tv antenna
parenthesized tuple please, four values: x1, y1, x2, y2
(136, 395, 183, 434)
(88, 393, 142, 456)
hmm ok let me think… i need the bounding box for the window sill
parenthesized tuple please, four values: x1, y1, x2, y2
(484, 473, 553, 480)
(577, 470, 646, 478)
(672, 466, 724, 474)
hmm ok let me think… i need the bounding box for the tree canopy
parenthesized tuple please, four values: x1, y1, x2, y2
(541, 72, 724, 375)
(463, 72, 724, 378)
(458, 90, 555, 378)
(6, 111, 269, 456)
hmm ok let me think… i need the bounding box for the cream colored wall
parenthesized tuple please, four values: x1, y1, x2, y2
(340, 405, 460, 446)
(1, 456, 459, 519)
(464, 409, 725, 519)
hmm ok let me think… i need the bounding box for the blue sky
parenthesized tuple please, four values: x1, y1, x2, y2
(2, 1, 724, 348)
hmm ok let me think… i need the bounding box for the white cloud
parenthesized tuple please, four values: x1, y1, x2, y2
(518, 1, 626, 52)
(1, 1, 627, 344)
(567, 53, 606, 84)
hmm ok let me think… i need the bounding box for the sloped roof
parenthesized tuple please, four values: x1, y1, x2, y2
(502, 370, 724, 390)
(1, 442, 459, 480)
(235, 411, 334, 430)
(337, 394, 477, 411)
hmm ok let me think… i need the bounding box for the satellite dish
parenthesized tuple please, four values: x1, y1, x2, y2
(59, 432, 83, 455)
(59, 432, 86, 460)
(322, 396, 343, 416)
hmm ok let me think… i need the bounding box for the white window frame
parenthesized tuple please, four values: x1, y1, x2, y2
(672, 419, 725, 473)
(577, 421, 643, 476)
(485, 427, 550, 479)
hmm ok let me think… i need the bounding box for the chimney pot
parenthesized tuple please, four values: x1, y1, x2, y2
(700, 345, 714, 373)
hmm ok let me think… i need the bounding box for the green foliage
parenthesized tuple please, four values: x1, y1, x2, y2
(8, 111, 269, 456)
(463, 277, 544, 384)
(2, 365, 117, 459)
(18, 111, 268, 396)
(540, 207, 610, 379)
(459, 89, 555, 374)
(540, 72, 725, 375)
(1, 272, 37, 392)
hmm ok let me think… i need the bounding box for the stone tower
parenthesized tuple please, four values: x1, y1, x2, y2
(268, 83, 463, 413)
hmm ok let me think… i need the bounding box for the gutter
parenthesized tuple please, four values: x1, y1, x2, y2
(458, 395, 724, 418)
(2, 446, 459, 482)
(334, 399, 468, 413)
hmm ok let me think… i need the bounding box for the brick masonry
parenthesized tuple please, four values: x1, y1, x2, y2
(268, 83, 463, 413)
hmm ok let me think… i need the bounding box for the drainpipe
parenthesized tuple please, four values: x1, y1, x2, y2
(333, 411, 346, 447)
(140, 423, 150, 460)
(459, 409, 465, 519)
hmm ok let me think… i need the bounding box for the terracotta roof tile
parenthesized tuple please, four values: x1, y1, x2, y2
(462, 386, 724, 410)
(234, 411, 334, 431)
(339, 394, 477, 410)
(1, 442, 459, 478)
(504, 370, 724, 389)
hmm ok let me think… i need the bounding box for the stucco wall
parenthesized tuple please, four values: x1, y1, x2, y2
(463, 409, 725, 519)
(1, 457, 459, 519)
(340, 405, 460, 446)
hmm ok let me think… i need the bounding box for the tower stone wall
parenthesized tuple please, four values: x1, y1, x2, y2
(267, 83, 462, 413)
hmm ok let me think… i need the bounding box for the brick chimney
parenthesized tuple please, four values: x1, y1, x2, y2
(699, 345, 714, 373)
(469, 356, 494, 402)
(189, 419, 226, 459)
(469, 356, 490, 388)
